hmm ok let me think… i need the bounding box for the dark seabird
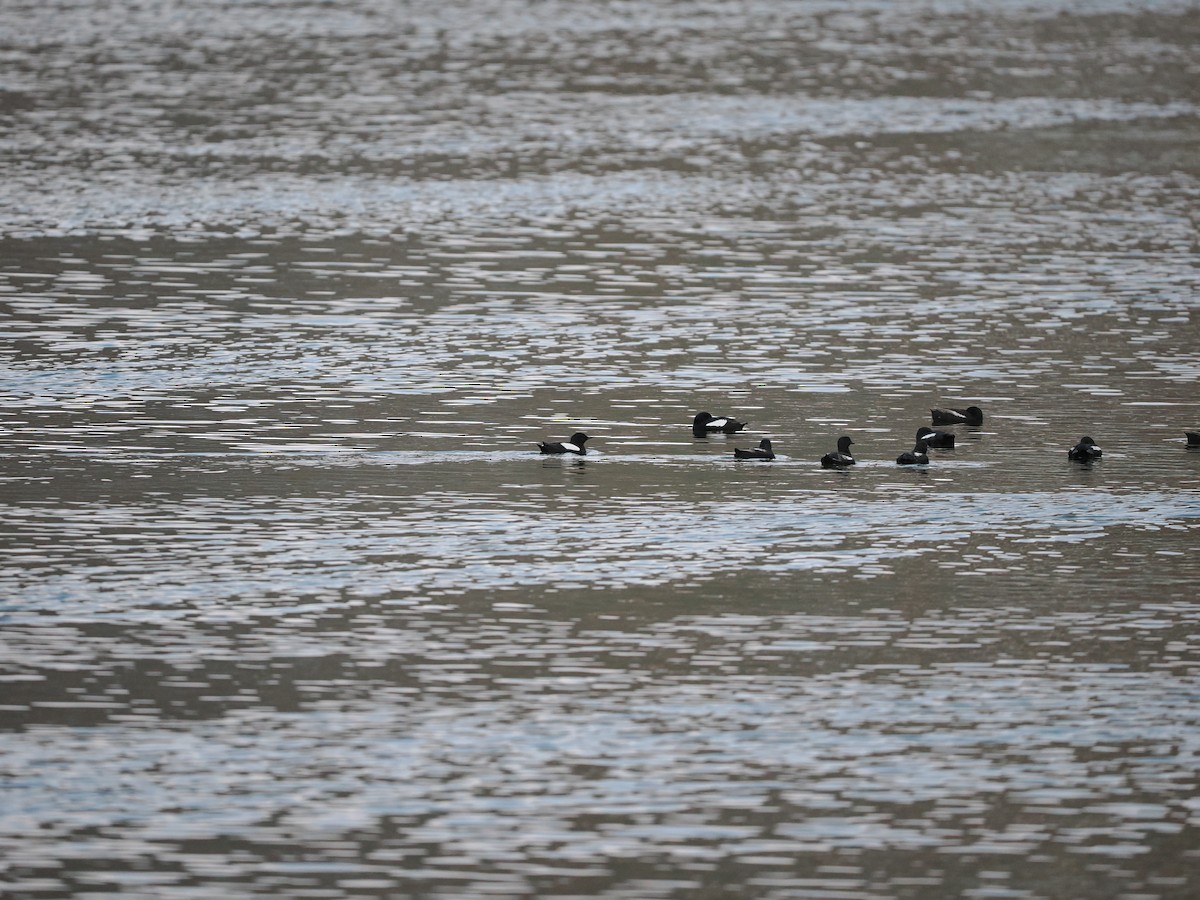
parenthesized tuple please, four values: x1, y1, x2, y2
(931, 405, 983, 426)
(733, 438, 775, 461)
(693, 411, 749, 437)
(916, 426, 955, 450)
(820, 436, 856, 469)
(1067, 435, 1102, 462)
(897, 440, 930, 466)
(537, 432, 590, 455)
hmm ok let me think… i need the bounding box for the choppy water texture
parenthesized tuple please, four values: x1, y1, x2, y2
(3, 0, 1200, 897)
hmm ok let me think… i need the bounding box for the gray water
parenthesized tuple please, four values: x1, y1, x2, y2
(3, 0, 1200, 897)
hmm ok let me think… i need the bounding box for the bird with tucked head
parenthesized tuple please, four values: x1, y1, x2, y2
(931, 405, 983, 426)
(693, 411, 749, 437)
(915, 426, 955, 450)
(733, 438, 774, 461)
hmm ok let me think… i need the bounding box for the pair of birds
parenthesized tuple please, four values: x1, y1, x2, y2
(535, 429, 805, 464)
(731, 435, 860, 465)
(817, 433, 937, 467)
(536, 411, 752, 456)
(1067, 432, 1200, 460)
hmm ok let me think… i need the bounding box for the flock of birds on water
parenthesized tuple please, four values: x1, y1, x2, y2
(537, 407, 1200, 466)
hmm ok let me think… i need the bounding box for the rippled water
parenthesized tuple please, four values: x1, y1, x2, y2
(3, 0, 1200, 897)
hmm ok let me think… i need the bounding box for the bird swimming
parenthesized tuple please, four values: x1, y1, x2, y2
(915, 426, 955, 450)
(537, 432, 590, 455)
(1067, 435, 1102, 462)
(896, 440, 930, 465)
(820, 436, 855, 468)
(693, 411, 749, 437)
(733, 438, 774, 461)
(931, 405, 983, 426)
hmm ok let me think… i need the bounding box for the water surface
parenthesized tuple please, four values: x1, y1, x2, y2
(2, 0, 1200, 896)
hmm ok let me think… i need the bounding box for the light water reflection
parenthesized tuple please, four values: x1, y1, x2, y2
(3, 473, 1199, 615)
(3, 0, 1200, 896)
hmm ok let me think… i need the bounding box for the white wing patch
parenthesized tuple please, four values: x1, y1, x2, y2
(563, 443, 580, 453)
(708, 418, 728, 429)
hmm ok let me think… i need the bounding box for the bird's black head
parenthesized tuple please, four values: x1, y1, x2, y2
(570, 432, 590, 446)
